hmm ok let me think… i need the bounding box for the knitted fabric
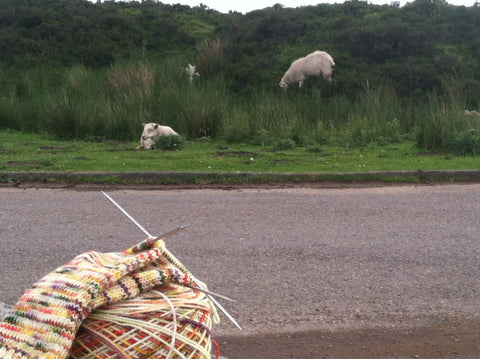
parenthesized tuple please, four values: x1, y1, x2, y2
(0, 241, 192, 359)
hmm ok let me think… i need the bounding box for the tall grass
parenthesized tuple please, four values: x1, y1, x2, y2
(0, 60, 478, 154)
(415, 92, 480, 154)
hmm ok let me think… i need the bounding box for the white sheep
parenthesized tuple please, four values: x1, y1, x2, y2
(279, 50, 335, 89)
(136, 122, 179, 150)
(185, 63, 199, 82)
(464, 110, 480, 117)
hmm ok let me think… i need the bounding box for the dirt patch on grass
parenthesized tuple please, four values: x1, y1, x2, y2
(269, 159, 299, 165)
(38, 145, 71, 151)
(106, 148, 137, 152)
(0, 149, 17, 155)
(405, 152, 453, 160)
(37, 145, 73, 154)
(6, 160, 53, 169)
(215, 151, 259, 157)
(406, 151, 448, 156)
(105, 141, 136, 151)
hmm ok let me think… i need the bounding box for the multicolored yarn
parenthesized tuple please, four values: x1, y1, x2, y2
(0, 241, 202, 359)
(69, 284, 217, 359)
(124, 226, 187, 255)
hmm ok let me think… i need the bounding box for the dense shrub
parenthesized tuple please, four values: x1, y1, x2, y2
(446, 130, 480, 155)
(272, 138, 296, 151)
(154, 135, 186, 151)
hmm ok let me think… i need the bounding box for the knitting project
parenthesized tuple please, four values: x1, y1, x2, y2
(0, 240, 197, 359)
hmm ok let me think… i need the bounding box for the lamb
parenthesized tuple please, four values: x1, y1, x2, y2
(279, 50, 335, 89)
(185, 63, 199, 82)
(136, 122, 179, 150)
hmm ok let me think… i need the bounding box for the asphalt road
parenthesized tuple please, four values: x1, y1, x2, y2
(1, 184, 479, 352)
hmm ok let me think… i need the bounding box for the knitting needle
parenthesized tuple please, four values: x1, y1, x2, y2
(102, 191, 152, 239)
(123, 225, 188, 254)
(103, 191, 189, 253)
(184, 284, 236, 303)
(206, 294, 242, 330)
(102, 191, 243, 330)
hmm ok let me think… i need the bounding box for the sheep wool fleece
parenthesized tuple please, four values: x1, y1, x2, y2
(0, 241, 192, 359)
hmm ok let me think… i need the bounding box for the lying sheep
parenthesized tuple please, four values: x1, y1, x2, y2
(136, 122, 179, 150)
(279, 50, 335, 89)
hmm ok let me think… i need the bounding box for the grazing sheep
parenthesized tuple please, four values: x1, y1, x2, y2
(185, 63, 199, 82)
(136, 122, 179, 150)
(279, 50, 335, 89)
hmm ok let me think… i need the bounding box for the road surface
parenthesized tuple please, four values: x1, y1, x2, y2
(1, 184, 479, 358)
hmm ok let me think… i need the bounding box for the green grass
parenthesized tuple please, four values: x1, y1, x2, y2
(1, 130, 479, 177)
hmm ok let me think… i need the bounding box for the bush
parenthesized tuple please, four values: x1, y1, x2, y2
(446, 129, 480, 155)
(249, 129, 273, 146)
(154, 135, 186, 151)
(306, 144, 323, 153)
(272, 138, 296, 151)
(344, 116, 378, 147)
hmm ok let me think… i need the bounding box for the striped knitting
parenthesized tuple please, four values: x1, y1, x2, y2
(0, 241, 192, 359)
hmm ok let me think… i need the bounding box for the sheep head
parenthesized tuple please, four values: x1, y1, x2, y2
(279, 81, 289, 89)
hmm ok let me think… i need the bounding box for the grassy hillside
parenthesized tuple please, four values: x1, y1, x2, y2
(0, 0, 479, 155)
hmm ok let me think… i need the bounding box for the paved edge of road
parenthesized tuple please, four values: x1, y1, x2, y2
(1, 169, 480, 189)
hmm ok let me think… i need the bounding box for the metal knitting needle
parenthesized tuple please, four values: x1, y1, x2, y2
(206, 293, 243, 330)
(184, 284, 236, 303)
(102, 191, 153, 239)
(124, 225, 189, 254)
(102, 191, 243, 330)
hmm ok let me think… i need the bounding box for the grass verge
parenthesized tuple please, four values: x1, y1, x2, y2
(1, 130, 479, 186)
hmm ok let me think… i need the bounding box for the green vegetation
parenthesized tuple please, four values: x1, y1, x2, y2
(1, 129, 478, 174)
(0, 0, 480, 162)
(154, 135, 187, 151)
